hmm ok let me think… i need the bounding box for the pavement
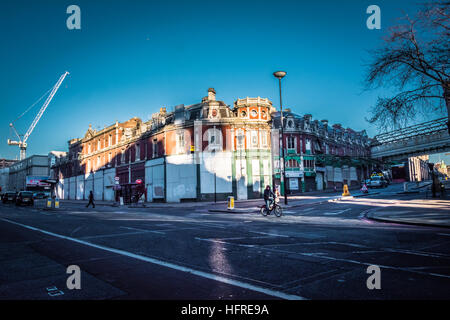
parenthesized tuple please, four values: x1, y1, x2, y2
(366, 196, 450, 228)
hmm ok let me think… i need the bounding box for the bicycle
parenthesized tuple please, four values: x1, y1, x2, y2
(260, 197, 283, 217)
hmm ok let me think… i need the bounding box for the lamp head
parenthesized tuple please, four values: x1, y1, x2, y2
(273, 71, 287, 79)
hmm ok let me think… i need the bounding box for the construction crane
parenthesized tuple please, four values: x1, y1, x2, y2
(7, 71, 69, 160)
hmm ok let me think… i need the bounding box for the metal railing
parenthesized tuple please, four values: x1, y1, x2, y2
(372, 117, 448, 145)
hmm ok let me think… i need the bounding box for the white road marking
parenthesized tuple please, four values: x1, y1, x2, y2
(195, 237, 256, 248)
(81, 231, 163, 239)
(119, 226, 165, 234)
(249, 231, 290, 238)
(324, 208, 351, 216)
(70, 226, 83, 236)
(196, 236, 450, 280)
(0, 218, 304, 300)
(437, 233, 450, 237)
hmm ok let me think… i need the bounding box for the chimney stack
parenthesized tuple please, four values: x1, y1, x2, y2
(208, 88, 216, 101)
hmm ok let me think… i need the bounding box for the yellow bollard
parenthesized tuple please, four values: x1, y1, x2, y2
(54, 198, 59, 209)
(227, 196, 234, 210)
(342, 184, 351, 197)
(47, 199, 52, 208)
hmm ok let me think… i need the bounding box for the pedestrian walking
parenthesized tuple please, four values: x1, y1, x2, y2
(86, 191, 95, 208)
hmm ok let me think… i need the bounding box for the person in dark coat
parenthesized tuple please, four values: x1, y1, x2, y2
(263, 185, 275, 211)
(86, 191, 95, 208)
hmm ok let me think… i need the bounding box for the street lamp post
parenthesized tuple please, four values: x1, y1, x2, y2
(273, 71, 288, 205)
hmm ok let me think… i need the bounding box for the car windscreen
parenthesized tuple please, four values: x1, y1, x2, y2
(21, 192, 34, 197)
(371, 176, 382, 180)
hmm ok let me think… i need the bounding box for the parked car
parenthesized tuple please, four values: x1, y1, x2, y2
(369, 176, 388, 188)
(15, 191, 34, 206)
(2, 191, 17, 204)
(33, 192, 50, 199)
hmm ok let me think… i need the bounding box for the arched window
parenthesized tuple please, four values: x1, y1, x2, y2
(205, 128, 222, 151)
(236, 129, 245, 149)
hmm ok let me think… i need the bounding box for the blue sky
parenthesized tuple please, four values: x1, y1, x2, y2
(0, 0, 447, 162)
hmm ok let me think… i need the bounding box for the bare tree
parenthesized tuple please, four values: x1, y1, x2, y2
(364, 1, 449, 132)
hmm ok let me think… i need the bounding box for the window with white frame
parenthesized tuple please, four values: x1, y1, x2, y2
(176, 131, 185, 154)
(251, 131, 258, 148)
(236, 129, 245, 149)
(98, 140, 101, 150)
(136, 143, 140, 161)
(108, 135, 112, 147)
(97, 156, 101, 168)
(152, 139, 158, 158)
(108, 152, 112, 163)
(121, 150, 125, 164)
(207, 128, 222, 151)
(287, 136, 296, 150)
(260, 131, 268, 147)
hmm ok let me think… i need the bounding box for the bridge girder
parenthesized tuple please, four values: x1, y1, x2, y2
(370, 117, 450, 162)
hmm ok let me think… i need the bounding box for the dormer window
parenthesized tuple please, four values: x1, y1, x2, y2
(251, 110, 258, 118)
(241, 110, 247, 117)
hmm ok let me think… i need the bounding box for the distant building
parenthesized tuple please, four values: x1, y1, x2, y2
(407, 155, 430, 182)
(435, 160, 448, 178)
(0, 158, 17, 169)
(7, 153, 65, 192)
(0, 168, 10, 193)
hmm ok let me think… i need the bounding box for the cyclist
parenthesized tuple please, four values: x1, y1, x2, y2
(264, 185, 275, 211)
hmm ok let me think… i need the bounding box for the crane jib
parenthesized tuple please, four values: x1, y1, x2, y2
(7, 71, 69, 160)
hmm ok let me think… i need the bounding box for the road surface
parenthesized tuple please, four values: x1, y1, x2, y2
(1, 186, 449, 300)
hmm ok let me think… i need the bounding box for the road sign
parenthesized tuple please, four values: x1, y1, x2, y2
(136, 179, 142, 184)
(115, 176, 120, 181)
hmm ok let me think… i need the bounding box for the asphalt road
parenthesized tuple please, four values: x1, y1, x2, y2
(1, 189, 450, 300)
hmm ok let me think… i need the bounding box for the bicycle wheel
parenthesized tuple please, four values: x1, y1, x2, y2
(274, 205, 283, 217)
(260, 206, 268, 217)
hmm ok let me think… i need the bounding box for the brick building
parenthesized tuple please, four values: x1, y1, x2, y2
(53, 88, 274, 202)
(271, 111, 373, 193)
